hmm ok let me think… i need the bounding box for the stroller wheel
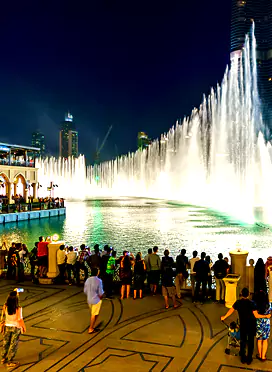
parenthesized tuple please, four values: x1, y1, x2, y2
(225, 348, 230, 355)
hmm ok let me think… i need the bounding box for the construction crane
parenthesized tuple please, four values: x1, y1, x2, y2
(94, 125, 113, 164)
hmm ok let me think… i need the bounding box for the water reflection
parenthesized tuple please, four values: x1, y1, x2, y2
(0, 199, 271, 263)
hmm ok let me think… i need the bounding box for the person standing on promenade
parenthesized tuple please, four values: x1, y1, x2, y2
(17, 244, 26, 283)
(1, 289, 26, 368)
(100, 246, 112, 297)
(29, 243, 39, 282)
(87, 244, 101, 270)
(205, 256, 213, 299)
(37, 236, 49, 278)
(66, 246, 77, 285)
(212, 253, 229, 304)
(189, 251, 199, 301)
(57, 245, 66, 284)
(7, 243, 17, 280)
(104, 250, 116, 298)
(253, 290, 271, 361)
(221, 287, 258, 365)
(84, 268, 104, 334)
(175, 249, 189, 299)
(133, 252, 146, 300)
(254, 258, 267, 294)
(144, 248, 153, 291)
(193, 252, 210, 304)
(149, 247, 161, 296)
(161, 250, 178, 309)
(76, 244, 89, 285)
(120, 251, 133, 299)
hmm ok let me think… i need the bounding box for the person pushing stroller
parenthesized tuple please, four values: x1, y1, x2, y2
(221, 287, 270, 366)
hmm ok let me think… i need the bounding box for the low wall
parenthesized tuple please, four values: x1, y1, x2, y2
(0, 208, 66, 224)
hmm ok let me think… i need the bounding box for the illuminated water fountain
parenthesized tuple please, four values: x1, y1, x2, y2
(37, 27, 272, 224)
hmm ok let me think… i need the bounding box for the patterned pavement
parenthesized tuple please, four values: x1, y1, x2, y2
(0, 280, 271, 371)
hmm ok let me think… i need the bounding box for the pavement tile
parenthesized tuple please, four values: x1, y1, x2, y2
(0, 280, 271, 372)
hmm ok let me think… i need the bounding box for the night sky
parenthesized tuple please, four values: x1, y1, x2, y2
(0, 1, 231, 164)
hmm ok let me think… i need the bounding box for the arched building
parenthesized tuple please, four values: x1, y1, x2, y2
(0, 142, 40, 203)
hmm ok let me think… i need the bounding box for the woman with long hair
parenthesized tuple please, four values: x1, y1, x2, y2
(120, 252, 133, 299)
(254, 258, 267, 294)
(253, 290, 271, 361)
(1, 290, 26, 368)
(133, 252, 146, 299)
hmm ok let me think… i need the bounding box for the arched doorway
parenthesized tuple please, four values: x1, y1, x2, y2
(0, 172, 10, 203)
(13, 174, 27, 201)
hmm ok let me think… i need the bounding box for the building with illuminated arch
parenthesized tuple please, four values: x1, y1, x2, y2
(0, 142, 40, 203)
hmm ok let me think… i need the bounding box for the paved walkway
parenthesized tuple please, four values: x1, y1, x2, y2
(0, 281, 271, 371)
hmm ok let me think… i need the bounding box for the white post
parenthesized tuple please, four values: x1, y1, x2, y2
(47, 241, 65, 279)
(229, 250, 248, 290)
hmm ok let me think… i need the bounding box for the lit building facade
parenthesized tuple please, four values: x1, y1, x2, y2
(231, 0, 272, 131)
(0, 142, 40, 202)
(31, 131, 46, 157)
(68, 130, 78, 158)
(59, 112, 79, 158)
(138, 132, 151, 150)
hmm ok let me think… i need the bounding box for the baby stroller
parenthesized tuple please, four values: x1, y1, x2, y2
(222, 320, 240, 355)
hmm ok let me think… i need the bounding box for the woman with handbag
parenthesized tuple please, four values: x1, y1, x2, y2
(1, 290, 26, 368)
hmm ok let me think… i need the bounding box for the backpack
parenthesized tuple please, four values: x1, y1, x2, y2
(10, 253, 17, 267)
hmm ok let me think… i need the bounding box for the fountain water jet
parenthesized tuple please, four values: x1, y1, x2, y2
(37, 26, 272, 224)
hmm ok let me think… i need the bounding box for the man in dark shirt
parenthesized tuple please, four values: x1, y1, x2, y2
(175, 249, 189, 299)
(161, 250, 177, 309)
(193, 252, 210, 303)
(212, 253, 229, 303)
(87, 244, 102, 270)
(100, 246, 112, 298)
(221, 287, 261, 365)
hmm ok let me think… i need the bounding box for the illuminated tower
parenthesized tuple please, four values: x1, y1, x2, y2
(231, 0, 272, 131)
(59, 112, 79, 158)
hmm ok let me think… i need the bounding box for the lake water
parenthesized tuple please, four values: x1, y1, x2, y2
(0, 199, 271, 263)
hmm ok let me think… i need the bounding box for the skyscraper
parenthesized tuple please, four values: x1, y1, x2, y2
(59, 112, 79, 158)
(231, 0, 272, 130)
(31, 131, 46, 157)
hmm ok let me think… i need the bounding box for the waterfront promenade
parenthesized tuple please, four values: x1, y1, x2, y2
(0, 281, 271, 371)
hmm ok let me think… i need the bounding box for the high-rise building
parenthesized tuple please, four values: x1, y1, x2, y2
(138, 132, 151, 150)
(231, 0, 272, 130)
(59, 112, 79, 158)
(31, 131, 46, 157)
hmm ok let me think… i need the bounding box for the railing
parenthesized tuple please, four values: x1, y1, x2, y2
(0, 159, 35, 168)
(1, 201, 65, 214)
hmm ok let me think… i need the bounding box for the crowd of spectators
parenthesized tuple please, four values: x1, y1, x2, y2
(1, 240, 272, 366)
(0, 196, 64, 213)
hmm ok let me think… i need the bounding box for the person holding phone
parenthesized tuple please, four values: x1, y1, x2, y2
(1, 289, 26, 368)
